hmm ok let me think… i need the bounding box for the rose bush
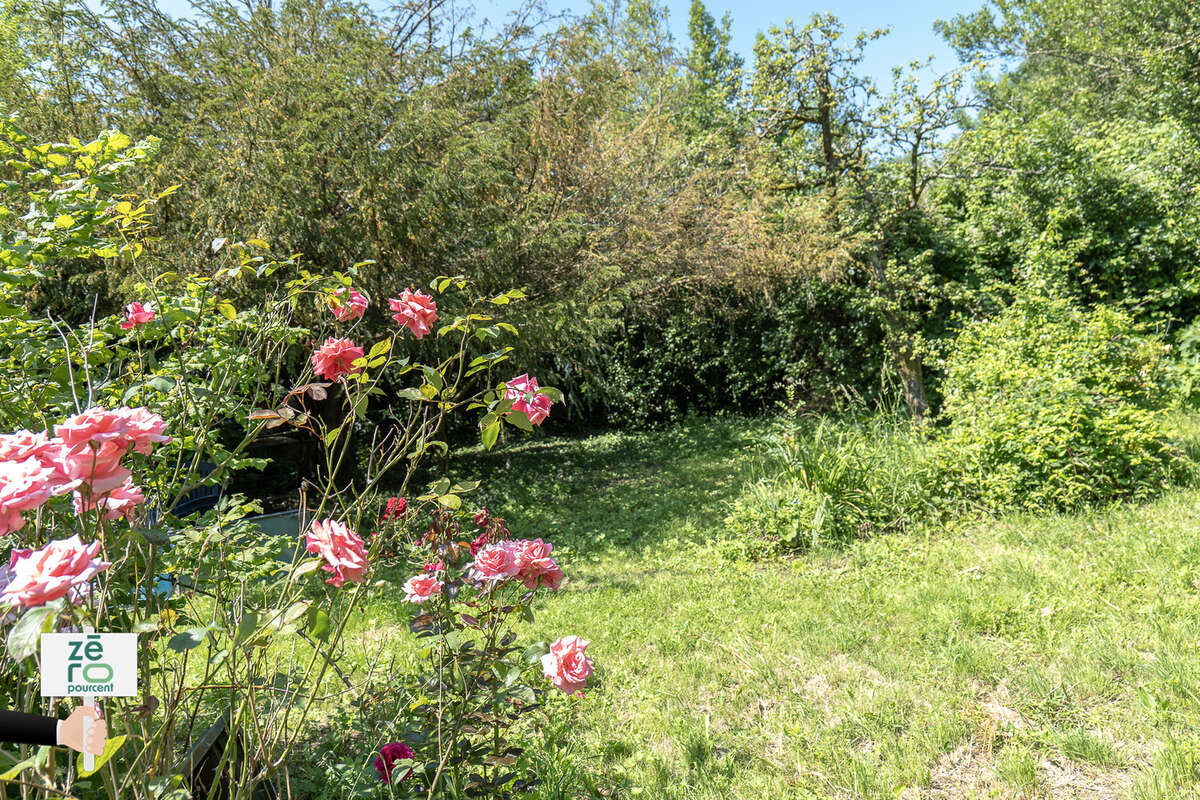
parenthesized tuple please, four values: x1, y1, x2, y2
(0, 121, 588, 799)
(370, 502, 591, 797)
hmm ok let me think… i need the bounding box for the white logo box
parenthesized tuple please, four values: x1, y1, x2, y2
(40, 633, 138, 697)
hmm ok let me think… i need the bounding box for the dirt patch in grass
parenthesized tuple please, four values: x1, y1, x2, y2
(905, 740, 1133, 799)
(1039, 755, 1133, 799)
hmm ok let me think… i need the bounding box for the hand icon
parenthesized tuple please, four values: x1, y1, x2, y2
(59, 704, 106, 756)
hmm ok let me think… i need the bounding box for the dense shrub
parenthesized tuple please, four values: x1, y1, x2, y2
(580, 282, 885, 428)
(938, 294, 1190, 510)
(1166, 317, 1200, 407)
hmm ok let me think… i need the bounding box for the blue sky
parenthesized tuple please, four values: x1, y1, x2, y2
(149, 0, 982, 89)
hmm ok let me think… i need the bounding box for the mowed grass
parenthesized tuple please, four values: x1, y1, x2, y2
(351, 417, 1200, 799)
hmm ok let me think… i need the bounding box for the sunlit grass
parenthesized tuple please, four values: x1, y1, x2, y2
(307, 415, 1200, 798)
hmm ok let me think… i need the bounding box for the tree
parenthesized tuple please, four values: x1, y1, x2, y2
(933, 0, 1200, 331)
(682, 0, 742, 136)
(936, 0, 1200, 128)
(751, 14, 976, 422)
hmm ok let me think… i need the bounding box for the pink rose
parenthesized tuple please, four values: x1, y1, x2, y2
(73, 479, 145, 521)
(6, 549, 90, 608)
(2, 534, 111, 608)
(0, 458, 55, 534)
(0, 430, 55, 462)
(52, 406, 168, 458)
(373, 741, 414, 784)
(541, 636, 594, 697)
(328, 287, 369, 321)
(512, 539, 563, 590)
(0, 509, 22, 537)
(310, 337, 364, 382)
(402, 573, 443, 604)
(388, 289, 438, 339)
(120, 302, 156, 330)
(468, 542, 520, 584)
(505, 374, 553, 425)
(55, 407, 130, 450)
(116, 407, 170, 454)
(47, 440, 129, 494)
(305, 519, 369, 587)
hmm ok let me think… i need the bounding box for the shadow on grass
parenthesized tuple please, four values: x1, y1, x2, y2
(443, 415, 772, 555)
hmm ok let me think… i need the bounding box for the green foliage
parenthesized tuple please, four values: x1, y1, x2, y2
(943, 113, 1200, 327)
(1167, 317, 1200, 407)
(749, 13, 981, 421)
(0, 121, 572, 800)
(939, 294, 1190, 510)
(937, 0, 1200, 127)
(723, 415, 948, 555)
(682, 0, 743, 139)
(585, 282, 885, 427)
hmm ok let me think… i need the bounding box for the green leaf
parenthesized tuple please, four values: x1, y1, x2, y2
(510, 684, 536, 704)
(7, 603, 58, 661)
(437, 494, 462, 510)
(481, 420, 500, 450)
(215, 301, 237, 321)
(53, 214, 74, 229)
(147, 376, 176, 393)
(506, 410, 534, 432)
(291, 559, 323, 580)
(419, 365, 444, 391)
(396, 387, 424, 402)
(76, 735, 126, 777)
(233, 612, 260, 647)
(0, 753, 41, 777)
(140, 527, 171, 546)
(323, 426, 342, 446)
(368, 338, 392, 359)
(167, 627, 210, 652)
(306, 607, 331, 642)
(267, 601, 311, 633)
(523, 642, 549, 664)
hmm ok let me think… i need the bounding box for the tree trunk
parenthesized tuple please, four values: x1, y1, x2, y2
(890, 337, 929, 424)
(867, 250, 929, 424)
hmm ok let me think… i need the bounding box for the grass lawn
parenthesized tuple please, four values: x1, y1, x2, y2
(346, 417, 1200, 799)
